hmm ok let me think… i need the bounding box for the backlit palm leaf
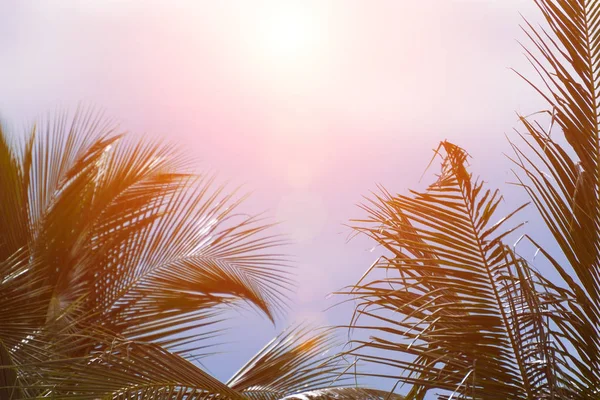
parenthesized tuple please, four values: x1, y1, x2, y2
(0, 339, 22, 400)
(508, 0, 600, 393)
(0, 109, 291, 397)
(343, 142, 567, 399)
(7, 328, 245, 399)
(280, 387, 405, 400)
(227, 325, 345, 400)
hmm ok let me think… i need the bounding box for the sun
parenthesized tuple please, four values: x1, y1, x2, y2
(259, 5, 318, 62)
(250, 3, 325, 75)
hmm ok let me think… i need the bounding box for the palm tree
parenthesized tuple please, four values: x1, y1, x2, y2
(341, 0, 600, 399)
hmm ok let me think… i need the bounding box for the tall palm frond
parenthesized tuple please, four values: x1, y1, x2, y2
(508, 0, 600, 393)
(342, 142, 569, 399)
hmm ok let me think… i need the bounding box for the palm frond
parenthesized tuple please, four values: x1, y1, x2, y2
(0, 109, 292, 396)
(0, 339, 22, 400)
(280, 387, 404, 400)
(94, 170, 291, 350)
(0, 110, 291, 344)
(227, 325, 345, 399)
(508, 0, 600, 392)
(0, 247, 52, 359)
(10, 330, 245, 400)
(0, 126, 29, 260)
(342, 142, 568, 399)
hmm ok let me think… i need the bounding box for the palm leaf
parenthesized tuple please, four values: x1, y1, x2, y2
(342, 142, 568, 399)
(280, 387, 404, 400)
(227, 325, 345, 400)
(0, 109, 291, 345)
(9, 329, 245, 400)
(0, 339, 22, 400)
(508, 0, 600, 392)
(0, 109, 292, 396)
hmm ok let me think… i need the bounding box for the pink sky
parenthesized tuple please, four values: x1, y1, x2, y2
(0, 0, 546, 385)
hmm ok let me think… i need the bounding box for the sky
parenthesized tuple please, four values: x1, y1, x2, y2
(1, 0, 551, 393)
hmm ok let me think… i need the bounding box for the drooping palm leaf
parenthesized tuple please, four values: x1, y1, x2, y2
(0, 109, 292, 396)
(1, 108, 291, 339)
(342, 142, 568, 399)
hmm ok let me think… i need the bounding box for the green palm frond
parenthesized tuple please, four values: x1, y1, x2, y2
(343, 142, 568, 399)
(227, 325, 345, 400)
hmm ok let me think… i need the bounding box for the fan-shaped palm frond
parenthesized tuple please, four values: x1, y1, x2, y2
(342, 142, 569, 399)
(227, 325, 346, 400)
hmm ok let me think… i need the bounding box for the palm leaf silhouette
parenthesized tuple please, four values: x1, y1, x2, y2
(508, 0, 600, 394)
(341, 0, 600, 397)
(343, 142, 568, 399)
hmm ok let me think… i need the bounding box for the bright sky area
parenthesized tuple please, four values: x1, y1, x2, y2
(1, 0, 553, 392)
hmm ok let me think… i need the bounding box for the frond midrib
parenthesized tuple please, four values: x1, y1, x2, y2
(449, 165, 534, 398)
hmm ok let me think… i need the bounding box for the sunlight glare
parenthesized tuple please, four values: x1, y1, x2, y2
(260, 5, 317, 62)
(249, 2, 326, 77)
